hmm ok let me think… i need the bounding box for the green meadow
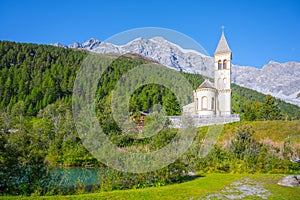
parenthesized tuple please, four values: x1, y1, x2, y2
(2, 173, 300, 200)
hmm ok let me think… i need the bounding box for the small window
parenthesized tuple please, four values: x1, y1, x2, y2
(211, 97, 215, 110)
(223, 78, 227, 89)
(202, 96, 208, 110)
(223, 59, 227, 69)
(218, 78, 222, 89)
(218, 60, 222, 70)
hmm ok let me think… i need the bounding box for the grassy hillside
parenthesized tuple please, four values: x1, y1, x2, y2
(219, 120, 300, 149)
(2, 174, 300, 199)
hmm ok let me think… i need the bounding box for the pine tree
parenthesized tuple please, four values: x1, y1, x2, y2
(163, 92, 181, 116)
(259, 95, 281, 120)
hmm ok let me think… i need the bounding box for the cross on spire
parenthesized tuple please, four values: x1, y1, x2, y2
(221, 25, 225, 33)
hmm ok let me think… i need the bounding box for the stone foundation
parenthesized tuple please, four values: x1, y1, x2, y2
(168, 114, 240, 128)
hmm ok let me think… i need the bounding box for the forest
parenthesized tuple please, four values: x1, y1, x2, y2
(0, 41, 300, 195)
(0, 41, 299, 119)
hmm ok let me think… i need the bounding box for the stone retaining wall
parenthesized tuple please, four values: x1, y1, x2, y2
(168, 115, 240, 128)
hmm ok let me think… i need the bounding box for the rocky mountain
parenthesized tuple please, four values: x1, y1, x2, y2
(51, 42, 68, 48)
(54, 37, 215, 78)
(52, 37, 300, 107)
(232, 61, 300, 107)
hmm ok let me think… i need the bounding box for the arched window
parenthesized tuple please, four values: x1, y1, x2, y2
(223, 59, 227, 69)
(218, 60, 222, 70)
(211, 97, 215, 110)
(201, 96, 208, 110)
(223, 78, 227, 89)
(218, 78, 222, 89)
(196, 98, 198, 110)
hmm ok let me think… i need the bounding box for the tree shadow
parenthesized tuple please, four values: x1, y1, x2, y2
(180, 174, 205, 183)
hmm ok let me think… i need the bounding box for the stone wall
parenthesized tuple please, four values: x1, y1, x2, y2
(168, 114, 240, 128)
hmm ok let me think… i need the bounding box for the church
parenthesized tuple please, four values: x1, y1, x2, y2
(183, 31, 233, 116)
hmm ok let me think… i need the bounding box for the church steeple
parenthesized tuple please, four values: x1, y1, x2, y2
(214, 31, 231, 55)
(214, 29, 232, 116)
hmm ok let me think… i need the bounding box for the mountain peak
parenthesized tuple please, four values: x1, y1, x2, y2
(68, 42, 82, 49)
(81, 38, 101, 50)
(151, 36, 167, 41)
(268, 60, 279, 64)
(51, 42, 68, 48)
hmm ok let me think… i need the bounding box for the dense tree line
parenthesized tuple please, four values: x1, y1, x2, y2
(231, 85, 300, 120)
(0, 41, 86, 115)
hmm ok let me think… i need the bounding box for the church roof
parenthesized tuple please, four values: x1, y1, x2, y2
(198, 79, 215, 89)
(214, 32, 231, 54)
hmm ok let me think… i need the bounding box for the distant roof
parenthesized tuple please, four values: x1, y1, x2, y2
(139, 111, 149, 116)
(214, 32, 231, 54)
(197, 79, 215, 89)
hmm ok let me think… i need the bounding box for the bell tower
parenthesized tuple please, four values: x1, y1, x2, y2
(214, 28, 232, 116)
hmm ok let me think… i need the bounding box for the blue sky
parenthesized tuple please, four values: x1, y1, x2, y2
(1, 0, 299, 68)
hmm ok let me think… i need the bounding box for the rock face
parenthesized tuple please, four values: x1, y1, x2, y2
(51, 42, 68, 48)
(81, 38, 101, 50)
(53, 37, 214, 78)
(51, 37, 300, 107)
(278, 175, 300, 187)
(232, 61, 300, 107)
(68, 42, 82, 49)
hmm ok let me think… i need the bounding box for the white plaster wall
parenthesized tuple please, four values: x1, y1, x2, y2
(214, 52, 231, 90)
(194, 89, 216, 115)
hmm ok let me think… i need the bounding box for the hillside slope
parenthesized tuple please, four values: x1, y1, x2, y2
(219, 120, 300, 150)
(0, 40, 299, 118)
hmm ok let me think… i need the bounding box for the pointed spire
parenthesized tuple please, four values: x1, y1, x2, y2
(214, 31, 231, 54)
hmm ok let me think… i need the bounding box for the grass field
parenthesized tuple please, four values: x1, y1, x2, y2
(2, 173, 300, 200)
